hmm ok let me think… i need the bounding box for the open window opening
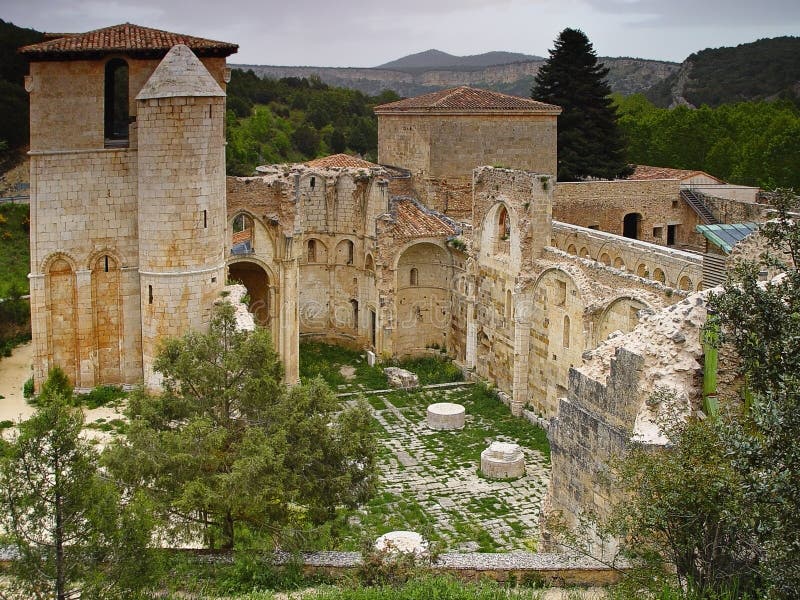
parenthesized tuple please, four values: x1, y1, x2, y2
(104, 58, 129, 146)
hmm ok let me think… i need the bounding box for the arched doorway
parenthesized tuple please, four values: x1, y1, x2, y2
(623, 213, 642, 240)
(228, 261, 271, 327)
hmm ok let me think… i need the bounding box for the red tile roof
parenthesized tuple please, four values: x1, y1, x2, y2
(20, 23, 238, 59)
(628, 164, 723, 183)
(305, 154, 380, 169)
(390, 199, 458, 240)
(374, 86, 561, 114)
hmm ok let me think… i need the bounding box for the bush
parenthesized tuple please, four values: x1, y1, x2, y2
(395, 355, 463, 385)
(22, 376, 33, 399)
(77, 384, 126, 409)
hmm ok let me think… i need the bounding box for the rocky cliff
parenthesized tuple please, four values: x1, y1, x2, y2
(232, 57, 679, 98)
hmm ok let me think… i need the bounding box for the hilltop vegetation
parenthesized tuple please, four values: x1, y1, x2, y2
(225, 69, 398, 175)
(647, 37, 800, 108)
(616, 94, 800, 189)
(0, 19, 43, 151)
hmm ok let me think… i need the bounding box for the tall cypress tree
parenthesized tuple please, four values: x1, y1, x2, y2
(532, 28, 632, 181)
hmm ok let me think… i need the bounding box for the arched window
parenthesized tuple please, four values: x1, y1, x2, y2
(410, 267, 419, 286)
(365, 254, 375, 274)
(498, 206, 510, 240)
(307, 239, 317, 263)
(346, 240, 354, 265)
(104, 59, 129, 144)
(563, 315, 571, 349)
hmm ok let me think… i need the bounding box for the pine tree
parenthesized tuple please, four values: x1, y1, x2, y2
(532, 28, 632, 181)
(0, 370, 156, 600)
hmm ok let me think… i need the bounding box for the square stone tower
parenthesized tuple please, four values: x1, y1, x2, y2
(375, 86, 561, 220)
(21, 24, 237, 389)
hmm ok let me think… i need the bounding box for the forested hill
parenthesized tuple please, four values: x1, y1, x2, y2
(646, 36, 800, 108)
(0, 19, 44, 152)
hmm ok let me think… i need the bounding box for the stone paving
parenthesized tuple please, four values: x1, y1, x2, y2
(349, 386, 550, 552)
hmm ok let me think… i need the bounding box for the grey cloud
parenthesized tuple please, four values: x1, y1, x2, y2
(583, 0, 800, 26)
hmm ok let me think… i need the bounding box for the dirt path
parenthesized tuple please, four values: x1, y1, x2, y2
(0, 342, 34, 424)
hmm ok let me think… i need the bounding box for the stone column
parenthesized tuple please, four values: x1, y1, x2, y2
(28, 273, 47, 388)
(75, 269, 94, 389)
(511, 305, 531, 416)
(280, 254, 300, 385)
(465, 300, 477, 370)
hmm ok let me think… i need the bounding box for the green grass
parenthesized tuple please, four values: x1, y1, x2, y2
(394, 355, 463, 385)
(0, 203, 30, 297)
(299, 341, 387, 391)
(305, 575, 546, 600)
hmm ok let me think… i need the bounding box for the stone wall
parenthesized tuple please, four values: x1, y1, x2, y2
(27, 56, 227, 153)
(554, 180, 705, 250)
(378, 113, 557, 219)
(702, 192, 770, 224)
(28, 148, 142, 388)
(546, 292, 708, 556)
(552, 221, 705, 291)
(137, 93, 227, 389)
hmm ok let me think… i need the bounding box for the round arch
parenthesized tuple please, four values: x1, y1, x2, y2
(227, 258, 276, 327)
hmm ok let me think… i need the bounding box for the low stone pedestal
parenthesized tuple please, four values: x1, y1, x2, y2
(427, 402, 465, 430)
(384, 367, 419, 389)
(375, 530, 428, 556)
(480, 441, 525, 479)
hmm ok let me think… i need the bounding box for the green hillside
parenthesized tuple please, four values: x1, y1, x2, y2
(647, 37, 800, 108)
(0, 202, 30, 296)
(0, 19, 44, 150)
(225, 70, 398, 175)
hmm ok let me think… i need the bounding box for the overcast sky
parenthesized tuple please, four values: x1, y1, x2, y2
(4, 0, 799, 66)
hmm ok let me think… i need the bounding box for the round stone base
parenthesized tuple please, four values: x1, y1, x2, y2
(427, 402, 466, 430)
(480, 441, 525, 479)
(375, 530, 428, 556)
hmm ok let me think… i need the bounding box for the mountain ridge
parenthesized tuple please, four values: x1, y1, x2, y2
(376, 49, 544, 70)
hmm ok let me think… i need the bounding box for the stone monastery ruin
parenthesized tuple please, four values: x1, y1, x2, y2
(20, 24, 766, 549)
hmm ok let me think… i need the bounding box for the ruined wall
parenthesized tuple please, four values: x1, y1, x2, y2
(468, 168, 553, 406)
(394, 241, 453, 355)
(551, 222, 705, 291)
(554, 180, 705, 250)
(702, 193, 770, 224)
(546, 293, 707, 555)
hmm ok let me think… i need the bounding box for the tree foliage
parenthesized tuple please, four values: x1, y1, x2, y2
(609, 393, 761, 597)
(608, 190, 800, 599)
(0, 368, 155, 600)
(616, 94, 800, 189)
(225, 69, 397, 175)
(532, 28, 631, 181)
(646, 36, 800, 108)
(710, 189, 800, 598)
(104, 302, 377, 550)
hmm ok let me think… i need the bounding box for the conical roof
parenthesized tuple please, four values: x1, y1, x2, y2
(136, 44, 224, 100)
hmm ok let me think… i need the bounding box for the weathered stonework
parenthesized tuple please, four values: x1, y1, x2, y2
(28, 28, 755, 559)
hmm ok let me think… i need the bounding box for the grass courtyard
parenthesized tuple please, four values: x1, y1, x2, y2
(300, 341, 552, 553)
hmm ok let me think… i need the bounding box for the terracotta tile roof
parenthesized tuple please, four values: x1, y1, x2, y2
(374, 86, 561, 114)
(19, 23, 238, 59)
(628, 164, 723, 183)
(390, 198, 458, 240)
(304, 154, 380, 169)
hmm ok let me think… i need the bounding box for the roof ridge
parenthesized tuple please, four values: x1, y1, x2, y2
(19, 22, 238, 58)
